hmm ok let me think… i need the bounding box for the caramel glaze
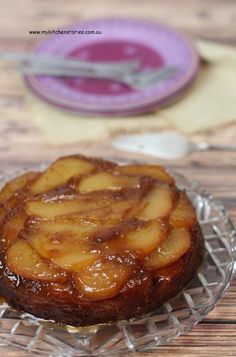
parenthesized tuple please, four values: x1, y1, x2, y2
(0, 223, 203, 326)
(0, 155, 204, 326)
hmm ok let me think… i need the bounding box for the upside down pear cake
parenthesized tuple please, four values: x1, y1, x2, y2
(0, 155, 204, 326)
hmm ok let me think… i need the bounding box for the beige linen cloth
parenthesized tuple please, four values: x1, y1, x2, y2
(23, 40, 236, 144)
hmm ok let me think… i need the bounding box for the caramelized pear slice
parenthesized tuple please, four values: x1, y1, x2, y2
(85, 197, 138, 220)
(144, 228, 191, 270)
(77, 172, 139, 193)
(53, 249, 99, 272)
(27, 217, 118, 243)
(107, 219, 168, 258)
(117, 164, 174, 184)
(137, 185, 173, 220)
(74, 260, 133, 300)
(26, 200, 82, 218)
(30, 157, 95, 194)
(123, 219, 167, 258)
(26, 232, 55, 259)
(25, 194, 138, 220)
(27, 231, 99, 269)
(0, 172, 38, 204)
(169, 192, 196, 229)
(6, 239, 66, 282)
(2, 212, 26, 246)
(28, 219, 100, 237)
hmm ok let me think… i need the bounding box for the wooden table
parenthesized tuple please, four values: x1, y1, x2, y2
(0, 0, 236, 355)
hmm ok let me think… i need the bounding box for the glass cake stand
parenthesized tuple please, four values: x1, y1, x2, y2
(0, 162, 235, 356)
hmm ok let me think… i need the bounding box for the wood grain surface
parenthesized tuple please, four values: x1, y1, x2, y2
(0, 0, 236, 356)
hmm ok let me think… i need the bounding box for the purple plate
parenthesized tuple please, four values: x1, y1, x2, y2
(25, 18, 199, 115)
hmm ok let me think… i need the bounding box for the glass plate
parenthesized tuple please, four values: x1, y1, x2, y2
(0, 162, 235, 356)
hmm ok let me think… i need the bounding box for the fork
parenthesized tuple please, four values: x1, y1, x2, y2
(21, 65, 178, 90)
(0, 51, 140, 76)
